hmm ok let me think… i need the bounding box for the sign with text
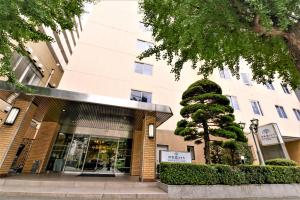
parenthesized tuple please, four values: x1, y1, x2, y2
(160, 151, 192, 163)
(257, 124, 280, 146)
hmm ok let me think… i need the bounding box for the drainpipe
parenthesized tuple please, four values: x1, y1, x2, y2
(45, 69, 55, 87)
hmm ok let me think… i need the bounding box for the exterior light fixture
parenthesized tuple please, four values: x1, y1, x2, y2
(4, 107, 20, 125)
(238, 122, 246, 130)
(249, 118, 265, 165)
(148, 123, 155, 138)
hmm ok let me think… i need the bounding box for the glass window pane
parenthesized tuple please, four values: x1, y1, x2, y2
(134, 63, 143, 74)
(241, 73, 252, 85)
(21, 66, 35, 84)
(143, 64, 153, 75)
(142, 91, 152, 103)
(15, 58, 31, 80)
(130, 90, 142, 101)
(137, 40, 153, 51)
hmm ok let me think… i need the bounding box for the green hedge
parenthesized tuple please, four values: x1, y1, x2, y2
(265, 158, 298, 166)
(160, 162, 300, 185)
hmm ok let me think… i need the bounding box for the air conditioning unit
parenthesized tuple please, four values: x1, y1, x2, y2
(36, 63, 45, 73)
(30, 55, 39, 63)
(48, 83, 57, 88)
(0, 99, 12, 113)
(25, 47, 33, 54)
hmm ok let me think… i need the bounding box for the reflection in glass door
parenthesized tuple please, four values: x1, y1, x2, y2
(64, 135, 89, 172)
(83, 138, 118, 174)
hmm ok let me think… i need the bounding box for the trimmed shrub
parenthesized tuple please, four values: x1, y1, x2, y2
(160, 162, 300, 185)
(265, 158, 297, 166)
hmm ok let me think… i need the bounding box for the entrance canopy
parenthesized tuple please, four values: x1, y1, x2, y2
(0, 81, 173, 134)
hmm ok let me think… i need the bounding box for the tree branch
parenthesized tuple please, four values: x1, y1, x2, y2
(253, 15, 285, 37)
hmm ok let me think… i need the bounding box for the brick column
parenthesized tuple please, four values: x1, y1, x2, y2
(23, 121, 60, 173)
(130, 130, 143, 176)
(0, 99, 36, 176)
(141, 115, 156, 181)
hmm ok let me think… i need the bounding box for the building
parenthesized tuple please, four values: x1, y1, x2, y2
(0, 0, 299, 181)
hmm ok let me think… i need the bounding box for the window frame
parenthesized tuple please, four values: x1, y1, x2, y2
(226, 95, 240, 110)
(136, 39, 153, 52)
(219, 68, 231, 79)
(134, 62, 153, 76)
(250, 100, 263, 116)
(187, 146, 195, 160)
(130, 89, 152, 103)
(275, 105, 288, 119)
(265, 82, 275, 90)
(281, 84, 291, 94)
(241, 73, 252, 86)
(293, 109, 300, 121)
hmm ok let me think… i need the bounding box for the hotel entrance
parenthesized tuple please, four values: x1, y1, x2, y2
(47, 133, 132, 176)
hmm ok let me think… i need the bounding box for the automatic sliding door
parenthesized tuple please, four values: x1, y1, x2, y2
(64, 135, 89, 172)
(83, 138, 118, 174)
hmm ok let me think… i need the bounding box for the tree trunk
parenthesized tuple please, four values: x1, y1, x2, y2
(285, 22, 300, 74)
(203, 121, 211, 164)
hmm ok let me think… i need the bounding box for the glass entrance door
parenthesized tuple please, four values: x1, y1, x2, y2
(83, 138, 118, 174)
(64, 135, 89, 172)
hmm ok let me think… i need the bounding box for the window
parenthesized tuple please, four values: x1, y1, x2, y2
(293, 109, 300, 121)
(241, 73, 252, 86)
(281, 84, 291, 94)
(138, 21, 152, 32)
(13, 55, 42, 86)
(134, 62, 153, 76)
(265, 82, 275, 90)
(137, 39, 153, 51)
(250, 100, 263, 115)
(219, 68, 231, 79)
(187, 146, 195, 160)
(275, 105, 288, 119)
(226, 96, 240, 110)
(130, 90, 152, 103)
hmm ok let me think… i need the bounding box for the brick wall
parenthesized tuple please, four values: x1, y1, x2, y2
(0, 99, 36, 176)
(23, 121, 59, 173)
(130, 130, 142, 176)
(141, 115, 156, 181)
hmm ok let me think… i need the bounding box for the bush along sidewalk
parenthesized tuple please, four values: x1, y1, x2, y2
(265, 158, 298, 166)
(160, 162, 300, 185)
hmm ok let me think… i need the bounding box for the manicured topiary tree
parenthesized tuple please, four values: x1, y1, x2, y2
(175, 79, 247, 164)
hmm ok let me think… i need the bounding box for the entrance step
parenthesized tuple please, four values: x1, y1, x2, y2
(0, 177, 168, 199)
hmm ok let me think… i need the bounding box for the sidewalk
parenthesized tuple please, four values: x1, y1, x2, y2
(0, 174, 168, 199)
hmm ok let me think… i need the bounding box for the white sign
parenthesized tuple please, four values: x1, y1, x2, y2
(160, 151, 192, 163)
(257, 124, 280, 146)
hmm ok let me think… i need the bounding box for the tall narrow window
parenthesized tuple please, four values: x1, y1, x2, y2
(219, 68, 231, 79)
(275, 105, 288, 118)
(250, 100, 263, 116)
(241, 73, 252, 86)
(281, 84, 291, 94)
(265, 82, 275, 90)
(226, 96, 240, 110)
(130, 90, 152, 103)
(137, 39, 153, 51)
(134, 62, 153, 76)
(293, 109, 300, 121)
(187, 146, 195, 160)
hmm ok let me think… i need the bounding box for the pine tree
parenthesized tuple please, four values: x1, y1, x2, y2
(175, 79, 247, 164)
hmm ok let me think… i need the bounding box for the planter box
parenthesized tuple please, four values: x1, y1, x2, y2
(158, 182, 300, 199)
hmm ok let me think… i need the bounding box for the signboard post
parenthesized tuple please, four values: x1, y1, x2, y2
(160, 151, 192, 163)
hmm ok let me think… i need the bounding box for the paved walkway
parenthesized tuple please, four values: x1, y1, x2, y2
(0, 174, 168, 199)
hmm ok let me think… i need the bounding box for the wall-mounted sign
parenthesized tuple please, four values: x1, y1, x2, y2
(160, 151, 192, 163)
(257, 124, 280, 146)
